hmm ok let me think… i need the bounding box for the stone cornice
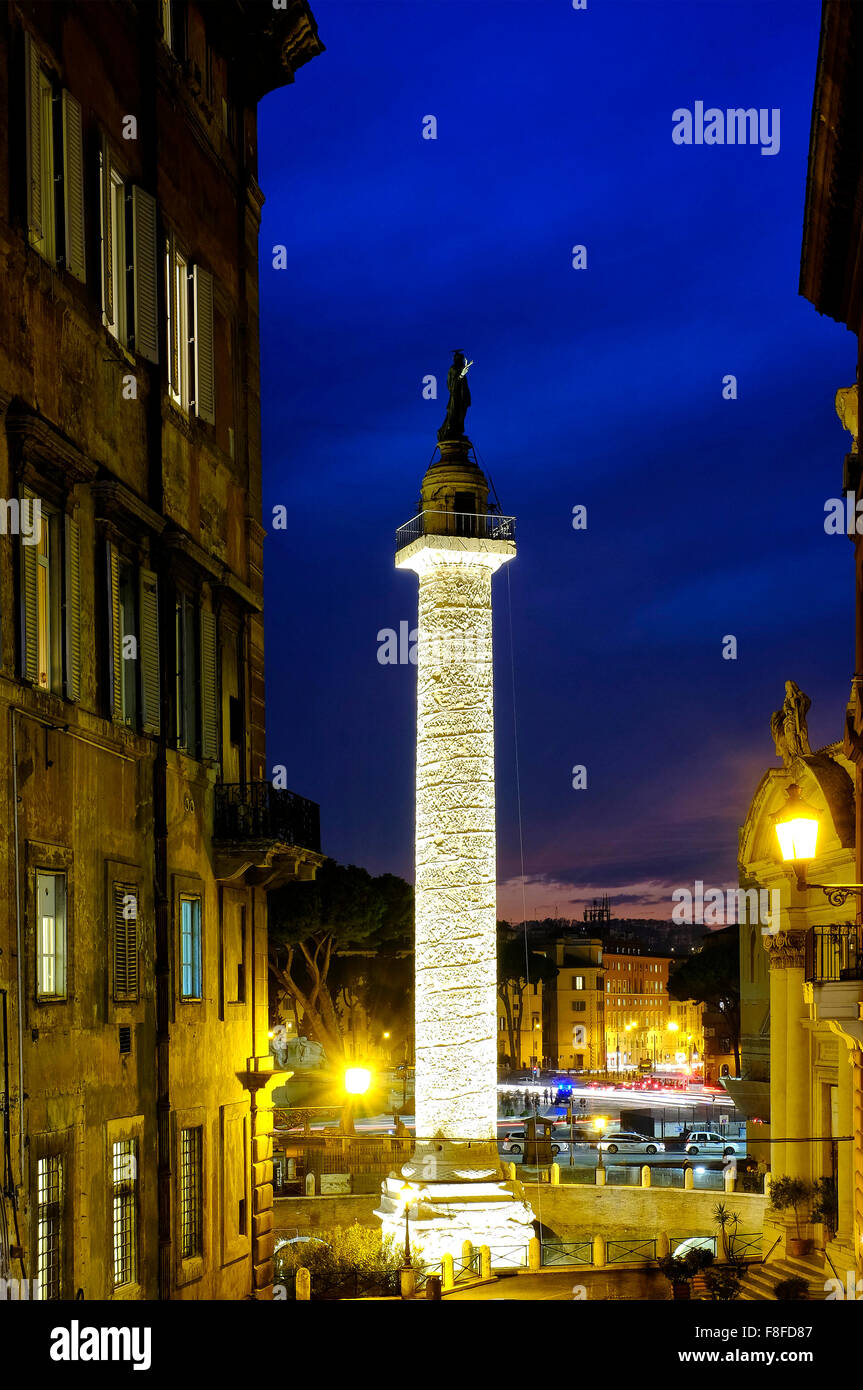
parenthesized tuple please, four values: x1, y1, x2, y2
(6, 408, 98, 488)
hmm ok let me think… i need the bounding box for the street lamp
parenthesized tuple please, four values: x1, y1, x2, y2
(593, 1114, 608, 1171)
(773, 783, 863, 905)
(400, 1182, 416, 1267)
(342, 1066, 372, 1135)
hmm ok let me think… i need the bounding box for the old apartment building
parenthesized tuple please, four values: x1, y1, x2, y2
(0, 0, 323, 1299)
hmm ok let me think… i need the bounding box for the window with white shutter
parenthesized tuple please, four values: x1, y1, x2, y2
(19, 486, 39, 685)
(192, 266, 215, 424)
(139, 569, 161, 736)
(25, 35, 57, 262)
(166, 235, 189, 410)
(100, 146, 127, 346)
(106, 542, 123, 721)
(61, 90, 86, 282)
(200, 609, 218, 761)
(112, 883, 139, 1002)
(132, 187, 159, 363)
(64, 515, 81, 701)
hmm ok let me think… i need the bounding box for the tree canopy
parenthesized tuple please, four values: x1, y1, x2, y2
(268, 859, 413, 1059)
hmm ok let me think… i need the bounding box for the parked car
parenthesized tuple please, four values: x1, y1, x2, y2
(684, 1130, 744, 1156)
(500, 1129, 570, 1156)
(597, 1131, 665, 1155)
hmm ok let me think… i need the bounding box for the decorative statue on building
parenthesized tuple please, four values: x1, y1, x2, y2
(770, 680, 812, 765)
(269, 1025, 326, 1070)
(437, 349, 473, 442)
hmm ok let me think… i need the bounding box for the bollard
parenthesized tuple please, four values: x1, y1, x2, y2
(286, 1157, 296, 1181)
(505, 1161, 516, 1181)
(684, 1167, 694, 1191)
(441, 1252, 455, 1290)
(550, 1162, 560, 1186)
(462, 1239, 474, 1274)
(426, 1275, 442, 1300)
(641, 1164, 651, 1188)
(592, 1234, 606, 1269)
(528, 1236, 541, 1271)
(657, 1232, 670, 1259)
(480, 1244, 491, 1279)
(595, 1165, 606, 1186)
(724, 1169, 736, 1193)
(304, 1172, 316, 1196)
(295, 1267, 311, 1301)
(400, 1265, 417, 1300)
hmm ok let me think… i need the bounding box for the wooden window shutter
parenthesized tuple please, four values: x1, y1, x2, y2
(132, 186, 159, 363)
(100, 138, 113, 323)
(113, 883, 139, 1001)
(192, 265, 215, 423)
(64, 514, 81, 701)
(139, 568, 161, 736)
(61, 90, 86, 282)
(106, 542, 123, 721)
(19, 486, 39, 684)
(200, 608, 218, 761)
(24, 33, 42, 239)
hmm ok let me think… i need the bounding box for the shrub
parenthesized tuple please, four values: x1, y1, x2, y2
(658, 1247, 714, 1285)
(703, 1265, 743, 1300)
(773, 1275, 809, 1301)
(274, 1224, 406, 1298)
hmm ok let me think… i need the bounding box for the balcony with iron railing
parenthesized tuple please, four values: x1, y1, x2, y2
(213, 781, 322, 883)
(804, 923, 863, 983)
(805, 923, 863, 1027)
(395, 509, 516, 554)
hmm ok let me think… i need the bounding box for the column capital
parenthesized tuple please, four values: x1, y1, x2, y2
(764, 929, 807, 969)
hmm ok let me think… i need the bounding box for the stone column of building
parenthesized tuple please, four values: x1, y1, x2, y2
(376, 433, 535, 1264)
(766, 937, 788, 1178)
(836, 1044, 855, 1255)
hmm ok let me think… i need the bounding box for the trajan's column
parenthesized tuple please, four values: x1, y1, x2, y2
(376, 353, 535, 1264)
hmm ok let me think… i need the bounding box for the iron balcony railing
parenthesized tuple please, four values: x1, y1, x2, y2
(804, 923, 863, 983)
(214, 782, 321, 853)
(395, 509, 516, 552)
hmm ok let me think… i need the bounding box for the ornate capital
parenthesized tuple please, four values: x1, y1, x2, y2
(764, 929, 807, 969)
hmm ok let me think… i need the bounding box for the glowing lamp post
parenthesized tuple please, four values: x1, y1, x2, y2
(593, 1115, 608, 1171)
(772, 783, 819, 886)
(342, 1067, 371, 1136)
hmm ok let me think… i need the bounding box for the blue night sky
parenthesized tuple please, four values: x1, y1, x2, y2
(257, 0, 855, 922)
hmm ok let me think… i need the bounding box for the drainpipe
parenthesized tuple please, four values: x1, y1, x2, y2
(10, 710, 25, 1190)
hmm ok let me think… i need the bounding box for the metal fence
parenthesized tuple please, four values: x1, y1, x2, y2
(541, 1241, 593, 1267)
(395, 509, 517, 552)
(606, 1238, 658, 1264)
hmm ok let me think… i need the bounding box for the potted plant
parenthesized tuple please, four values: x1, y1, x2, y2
(703, 1265, 744, 1300)
(810, 1177, 838, 1240)
(773, 1275, 809, 1301)
(658, 1247, 714, 1300)
(712, 1202, 741, 1262)
(767, 1176, 816, 1258)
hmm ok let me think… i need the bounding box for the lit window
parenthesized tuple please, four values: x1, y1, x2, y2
(100, 152, 128, 346)
(112, 1139, 138, 1288)
(36, 871, 66, 999)
(180, 1127, 203, 1259)
(166, 240, 189, 410)
(32, 69, 56, 262)
(180, 895, 202, 999)
(36, 1154, 63, 1299)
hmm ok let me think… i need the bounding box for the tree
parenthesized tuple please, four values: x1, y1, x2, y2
(497, 922, 558, 1067)
(667, 925, 741, 1074)
(268, 859, 413, 1059)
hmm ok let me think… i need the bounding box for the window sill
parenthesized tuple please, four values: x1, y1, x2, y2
(101, 324, 136, 369)
(110, 1281, 143, 1301)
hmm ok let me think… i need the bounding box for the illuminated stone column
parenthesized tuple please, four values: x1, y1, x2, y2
(408, 548, 506, 1145)
(376, 434, 536, 1265)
